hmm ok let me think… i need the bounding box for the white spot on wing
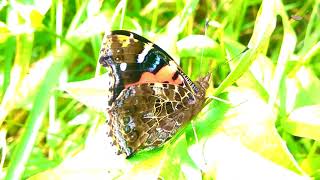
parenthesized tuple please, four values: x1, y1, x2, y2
(137, 43, 153, 63)
(153, 83, 164, 94)
(120, 63, 127, 71)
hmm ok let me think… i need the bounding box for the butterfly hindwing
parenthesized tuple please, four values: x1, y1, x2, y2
(107, 83, 198, 156)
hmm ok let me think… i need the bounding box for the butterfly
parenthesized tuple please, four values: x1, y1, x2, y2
(99, 30, 210, 157)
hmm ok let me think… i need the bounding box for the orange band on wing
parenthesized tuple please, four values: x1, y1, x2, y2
(125, 65, 184, 88)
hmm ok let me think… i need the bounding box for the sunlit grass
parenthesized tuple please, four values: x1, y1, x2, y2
(0, 0, 320, 179)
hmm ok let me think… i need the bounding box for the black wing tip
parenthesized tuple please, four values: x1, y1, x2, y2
(107, 29, 177, 63)
(109, 30, 151, 44)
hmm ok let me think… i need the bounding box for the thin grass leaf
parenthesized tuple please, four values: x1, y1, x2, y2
(300, 0, 320, 54)
(285, 105, 320, 141)
(269, 0, 297, 114)
(5, 55, 66, 180)
(214, 0, 277, 96)
(1, 37, 15, 100)
(0, 33, 33, 126)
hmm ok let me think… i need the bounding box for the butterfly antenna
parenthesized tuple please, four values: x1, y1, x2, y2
(204, 47, 249, 106)
(191, 19, 209, 155)
(191, 120, 199, 145)
(199, 18, 209, 76)
(207, 95, 232, 104)
(206, 95, 248, 110)
(119, 0, 127, 29)
(194, 18, 209, 146)
(224, 46, 249, 65)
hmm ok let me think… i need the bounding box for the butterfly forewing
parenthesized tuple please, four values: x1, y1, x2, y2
(99, 30, 199, 101)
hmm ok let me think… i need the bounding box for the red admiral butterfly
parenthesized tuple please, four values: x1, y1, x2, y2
(99, 30, 210, 157)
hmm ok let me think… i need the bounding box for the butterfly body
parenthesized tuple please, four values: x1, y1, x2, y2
(99, 30, 209, 157)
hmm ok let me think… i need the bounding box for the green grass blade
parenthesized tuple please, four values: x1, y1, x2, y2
(0, 33, 33, 126)
(1, 37, 15, 100)
(214, 0, 277, 95)
(269, 0, 297, 112)
(4, 43, 74, 180)
(301, 0, 320, 54)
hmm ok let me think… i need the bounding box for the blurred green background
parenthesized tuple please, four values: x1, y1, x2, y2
(0, 0, 320, 179)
